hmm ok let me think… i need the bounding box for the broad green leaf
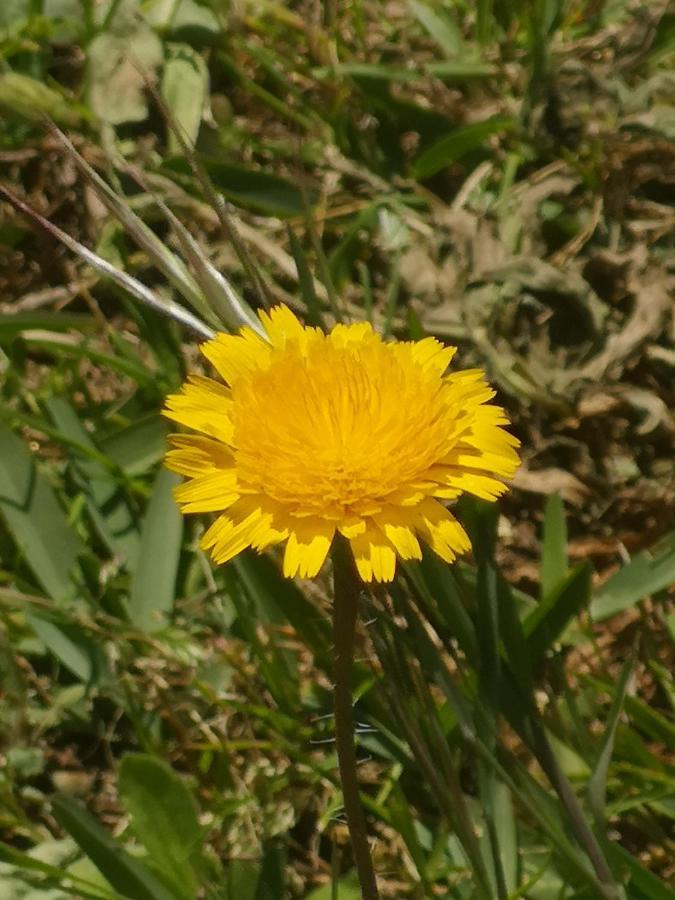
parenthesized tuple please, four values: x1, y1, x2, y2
(476, 558, 501, 712)
(165, 0, 220, 41)
(590, 531, 675, 621)
(540, 493, 568, 598)
(622, 693, 675, 747)
(27, 614, 104, 685)
(584, 674, 675, 747)
(118, 754, 203, 899)
(128, 468, 182, 631)
(226, 566, 300, 711)
(387, 782, 428, 880)
(24, 334, 156, 386)
(204, 161, 308, 217)
(162, 43, 208, 152)
(52, 796, 176, 900)
(0, 424, 83, 602)
(412, 116, 515, 179)
(0, 840, 113, 899)
(45, 397, 140, 569)
(100, 415, 169, 476)
(160, 157, 308, 218)
(523, 564, 592, 662)
(496, 573, 534, 697)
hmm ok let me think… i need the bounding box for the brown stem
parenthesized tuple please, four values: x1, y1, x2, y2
(331, 536, 380, 900)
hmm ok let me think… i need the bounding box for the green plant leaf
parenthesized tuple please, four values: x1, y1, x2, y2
(412, 115, 515, 179)
(305, 872, 361, 898)
(128, 467, 183, 631)
(0, 71, 82, 125)
(492, 779, 518, 893)
(0, 312, 95, 341)
(254, 842, 286, 900)
(409, 0, 463, 57)
(118, 754, 203, 899)
(0, 423, 83, 602)
(524, 564, 592, 663)
(52, 796, 177, 900)
(587, 658, 633, 825)
(590, 531, 675, 621)
(225, 859, 261, 900)
(45, 397, 140, 569)
(100, 415, 169, 476)
(287, 227, 325, 328)
(404, 553, 479, 664)
(427, 60, 496, 79)
(609, 844, 675, 899)
(203, 161, 308, 217)
(0, 840, 114, 899)
(233, 551, 332, 669)
(541, 493, 568, 598)
(27, 613, 104, 685)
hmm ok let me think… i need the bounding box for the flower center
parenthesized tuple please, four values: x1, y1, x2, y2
(231, 339, 456, 517)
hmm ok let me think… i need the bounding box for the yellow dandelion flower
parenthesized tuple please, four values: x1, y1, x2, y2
(163, 304, 519, 582)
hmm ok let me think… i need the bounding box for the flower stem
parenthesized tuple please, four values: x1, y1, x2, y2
(331, 536, 380, 900)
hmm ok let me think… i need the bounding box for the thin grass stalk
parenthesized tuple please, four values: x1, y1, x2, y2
(0, 185, 214, 340)
(480, 768, 509, 900)
(331, 537, 380, 900)
(394, 583, 621, 896)
(303, 204, 344, 323)
(531, 726, 622, 900)
(368, 608, 494, 899)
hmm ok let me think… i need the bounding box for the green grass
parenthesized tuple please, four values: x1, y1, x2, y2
(1, 0, 674, 897)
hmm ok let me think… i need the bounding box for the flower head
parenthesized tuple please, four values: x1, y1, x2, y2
(163, 305, 519, 582)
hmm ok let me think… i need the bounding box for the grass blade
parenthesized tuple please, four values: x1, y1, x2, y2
(52, 795, 176, 900)
(128, 468, 183, 631)
(412, 116, 515, 179)
(0, 185, 213, 339)
(541, 493, 568, 598)
(588, 658, 634, 826)
(118, 754, 204, 899)
(0, 423, 83, 602)
(590, 531, 675, 621)
(524, 564, 592, 663)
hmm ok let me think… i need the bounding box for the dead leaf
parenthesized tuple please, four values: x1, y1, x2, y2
(512, 466, 591, 506)
(581, 269, 674, 380)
